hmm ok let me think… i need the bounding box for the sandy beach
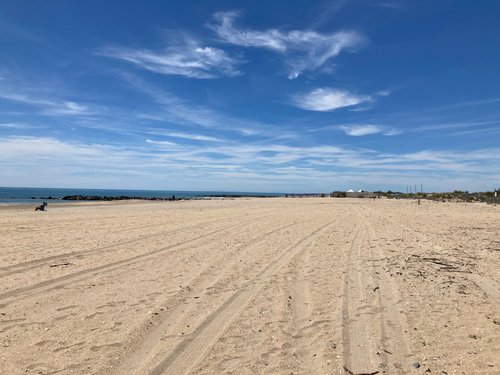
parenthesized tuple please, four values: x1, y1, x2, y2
(0, 198, 498, 375)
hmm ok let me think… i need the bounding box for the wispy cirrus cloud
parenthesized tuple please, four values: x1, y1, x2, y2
(42, 101, 94, 116)
(339, 124, 401, 136)
(0, 122, 37, 129)
(381, 128, 403, 136)
(119, 72, 279, 137)
(99, 34, 241, 79)
(0, 85, 97, 117)
(145, 139, 177, 147)
(413, 120, 499, 132)
(208, 11, 366, 79)
(146, 129, 222, 142)
(0, 90, 54, 107)
(292, 88, 371, 111)
(308, 123, 402, 136)
(427, 97, 500, 113)
(2, 135, 499, 191)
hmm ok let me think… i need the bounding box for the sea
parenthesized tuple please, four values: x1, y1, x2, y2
(0, 187, 284, 204)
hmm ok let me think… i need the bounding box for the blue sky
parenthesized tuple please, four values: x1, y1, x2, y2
(0, 1, 499, 192)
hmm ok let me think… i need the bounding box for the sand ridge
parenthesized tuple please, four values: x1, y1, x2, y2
(0, 198, 498, 374)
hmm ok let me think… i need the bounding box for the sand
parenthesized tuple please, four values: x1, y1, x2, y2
(0, 198, 498, 375)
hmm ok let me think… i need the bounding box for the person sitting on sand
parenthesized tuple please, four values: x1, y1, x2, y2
(35, 202, 47, 211)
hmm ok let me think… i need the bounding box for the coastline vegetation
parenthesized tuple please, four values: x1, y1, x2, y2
(373, 189, 500, 204)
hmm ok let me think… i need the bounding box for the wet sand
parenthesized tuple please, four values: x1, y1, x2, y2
(0, 198, 499, 374)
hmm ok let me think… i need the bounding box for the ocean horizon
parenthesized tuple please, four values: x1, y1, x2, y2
(0, 187, 285, 204)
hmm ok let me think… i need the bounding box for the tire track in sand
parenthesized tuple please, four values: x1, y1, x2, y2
(362, 213, 413, 374)
(113, 217, 311, 375)
(341, 208, 412, 374)
(287, 238, 323, 374)
(0, 215, 267, 308)
(147, 216, 343, 375)
(0, 214, 252, 278)
(341, 225, 380, 374)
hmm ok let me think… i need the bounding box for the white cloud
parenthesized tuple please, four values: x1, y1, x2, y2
(1, 136, 499, 192)
(145, 139, 177, 147)
(209, 11, 288, 51)
(377, 89, 391, 97)
(292, 88, 371, 111)
(43, 101, 93, 116)
(240, 128, 259, 136)
(382, 128, 402, 136)
(63, 101, 88, 113)
(209, 11, 365, 79)
(99, 35, 241, 79)
(339, 124, 383, 136)
(339, 124, 401, 136)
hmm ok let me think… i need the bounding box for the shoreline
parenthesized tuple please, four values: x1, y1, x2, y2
(0, 193, 286, 206)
